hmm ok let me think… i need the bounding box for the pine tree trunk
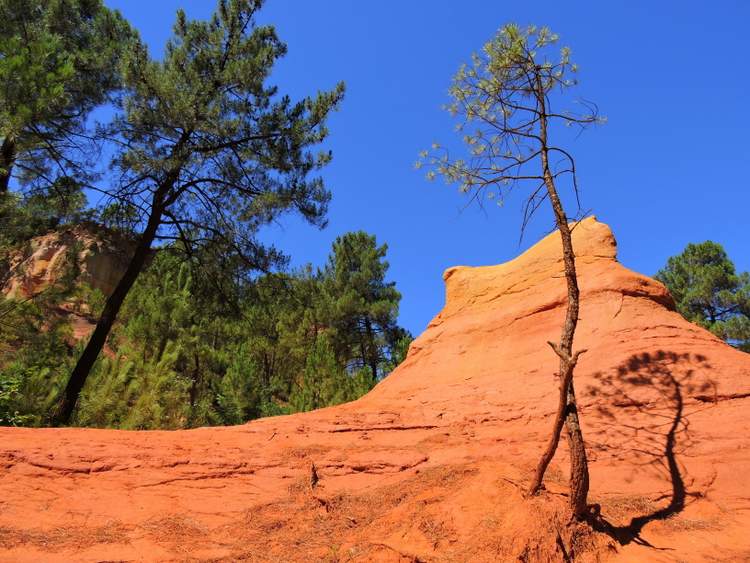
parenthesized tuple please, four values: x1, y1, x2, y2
(526, 172, 590, 519)
(364, 316, 379, 383)
(0, 136, 16, 194)
(51, 207, 161, 425)
(527, 75, 590, 519)
(527, 340, 578, 494)
(189, 351, 202, 424)
(563, 378, 589, 518)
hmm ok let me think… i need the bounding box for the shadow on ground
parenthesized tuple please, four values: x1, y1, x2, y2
(585, 350, 717, 548)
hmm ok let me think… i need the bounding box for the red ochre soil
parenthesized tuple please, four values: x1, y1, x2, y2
(2, 217, 749, 562)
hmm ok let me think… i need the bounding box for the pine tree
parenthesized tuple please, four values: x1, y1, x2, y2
(53, 0, 345, 423)
(421, 24, 604, 519)
(289, 335, 348, 412)
(216, 344, 262, 424)
(657, 242, 750, 352)
(322, 231, 404, 384)
(0, 0, 136, 194)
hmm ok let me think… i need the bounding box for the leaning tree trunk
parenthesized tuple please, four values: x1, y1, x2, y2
(0, 136, 16, 194)
(51, 206, 162, 425)
(527, 80, 590, 519)
(526, 170, 590, 519)
(549, 195, 590, 519)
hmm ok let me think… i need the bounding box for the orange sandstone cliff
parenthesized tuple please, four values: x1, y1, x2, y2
(1, 217, 749, 562)
(1, 224, 133, 341)
(1, 224, 132, 300)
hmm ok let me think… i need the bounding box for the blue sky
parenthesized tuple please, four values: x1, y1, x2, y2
(107, 0, 749, 336)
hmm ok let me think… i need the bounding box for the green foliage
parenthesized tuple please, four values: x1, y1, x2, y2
(656, 242, 750, 351)
(108, 0, 345, 267)
(0, 228, 112, 426)
(67, 230, 410, 429)
(0, 0, 409, 429)
(0, 30, 73, 136)
(77, 253, 209, 428)
(289, 335, 347, 412)
(0, 0, 137, 190)
(419, 24, 602, 221)
(0, 232, 412, 429)
(0, 296, 75, 425)
(323, 231, 405, 382)
(77, 342, 193, 429)
(215, 345, 262, 424)
(0, 369, 28, 426)
(99, 202, 140, 235)
(0, 182, 92, 253)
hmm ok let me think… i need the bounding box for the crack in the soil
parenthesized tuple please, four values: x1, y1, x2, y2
(134, 465, 282, 488)
(694, 392, 750, 404)
(326, 424, 439, 433)
(322, 455, 429, 475)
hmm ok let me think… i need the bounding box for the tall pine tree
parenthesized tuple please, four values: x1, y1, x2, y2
(323, 231, 404, 384)
(657, 242, 750, 352)
(0, 0, 136, 194)
(53, 0, 345, 423)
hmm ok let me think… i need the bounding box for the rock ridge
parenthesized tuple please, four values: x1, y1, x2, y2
(1, 217, 749, 562)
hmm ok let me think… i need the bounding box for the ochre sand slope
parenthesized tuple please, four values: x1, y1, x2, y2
(2, 217, 749, 561)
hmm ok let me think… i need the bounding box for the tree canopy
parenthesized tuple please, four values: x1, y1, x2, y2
(54, 0, 346, 423)
(419, 24, 603, 231)
(107, 0, 344, 258)
(323, 231, 407, 383)
(0, 229, 411, 428)
(0, 0, 136, 193)
(656, 241, 750, 352)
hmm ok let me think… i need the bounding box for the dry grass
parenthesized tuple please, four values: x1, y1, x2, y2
(418, 516, 456, 549)
(596, 494, 657, 524)
(139, 514, 210, 554)
(0, 521, 129, 551)
(0, 464, 621, 562)
(659, 513, 720, 532)
(280, 444, 330, 462)
(208, 464, 480, 561)
(262, 463, 618, 562)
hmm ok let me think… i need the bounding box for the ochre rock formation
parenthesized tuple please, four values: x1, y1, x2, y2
(1, 217, 749, 562)
(2, 224, 132, 300)
(1, 224, 133, 340)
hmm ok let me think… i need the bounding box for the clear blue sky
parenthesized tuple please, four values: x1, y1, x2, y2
(107, 0, 749, 336)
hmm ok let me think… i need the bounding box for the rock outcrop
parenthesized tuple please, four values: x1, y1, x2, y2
(1, 224, 133, 341)
(1, 217, 749, 562)
(1, 224, 132, 300)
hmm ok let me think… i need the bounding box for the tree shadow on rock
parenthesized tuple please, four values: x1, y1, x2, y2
(585, 350, 716, 548)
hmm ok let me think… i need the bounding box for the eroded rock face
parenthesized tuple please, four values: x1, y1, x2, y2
(1, 218, 749, 562)
(1, 224, 132, 300)
(1, 225, 134, 341)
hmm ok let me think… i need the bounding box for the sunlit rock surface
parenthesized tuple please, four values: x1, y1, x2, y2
(2, 217, 749, 562)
